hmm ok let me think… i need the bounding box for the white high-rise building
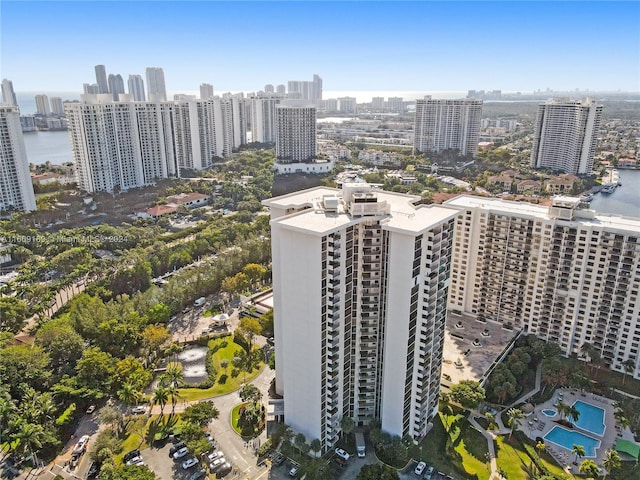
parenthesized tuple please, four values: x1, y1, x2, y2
(414, 98, 482, 157)
(220, 95, 248, 156)
(50, 97, 64, 115)
(276, 84, 286, 95)
(95, 65, 109, 94)
(530, 98, 603, 175)
(337, 97, 357, 114)
(264, 84, 275, 93)
(264, 183, 459, 449)
(275, 102, 316, 163)
(250, 94, 281, 143)
(445, 195, 640, 378)
(287, 74, 323, 105)
(146, 67, 167, 101)
(200, 83, 214, 100)
(35, 94, 50, 116)
(1, 79, 18, 107)
(65, 94, 178, 193)
(128, 74, 146, 101)
(0, 106, 36, 212)
(83, 83, 99, 95)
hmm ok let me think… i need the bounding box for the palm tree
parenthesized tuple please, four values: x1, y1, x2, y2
(572, 444, 586, 465)
(310, 438, 322, 457)
(567, 405, 580, 427)
(164, 365, 184, 387)
(440, 393, 454, 433)
(11, 422, 46, 468)
(535, 441, 546, 459)
(621, 358, 635, 385)
(117, 383, 140, 411)
(602, 449, 621, 480)
(152, 385, 169, 416)
(579, 459, 600, 478)
(340, 415, 355, 436)
(556, 400, 569, 422)
(506, 408, 524, 439)
(166, 384, 182, 416)
(0, 396, 17, 445)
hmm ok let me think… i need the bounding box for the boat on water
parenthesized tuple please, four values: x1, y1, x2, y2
(601, 184, 616, 194)
(580, 193, 594, 202)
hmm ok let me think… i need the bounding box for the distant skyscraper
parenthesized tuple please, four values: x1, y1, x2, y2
(1, 79, 18, 107)
(83, 83, 99, 95)
(276, 84, 286, 95)
(275, 102, 316, 162)
(250, 94, 281, 143)
(146, 67, 167, 101)
(95, 64, 109, 94)
(200, 83, 214, 100)
(530, 99, 603, 175)
(35, 94, 51, 116)
(337, 96, 357, 114)
(50, 97, 64, 115)
(65, 94, 178, 193)
(0, 106, 36, 212)
(127, 74, 146, 101)
(287, 75, 323, 105)
(264, 84, 275, 93)
(264, 183, 458, 449)
(414, 97, 482, 157)
(371, 96, 385, 111)
(108, 74, 125, 101)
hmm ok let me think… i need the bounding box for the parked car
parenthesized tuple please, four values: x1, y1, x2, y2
(334, 448, 350, 461)
(72, 435, 90, 455)
(86, 405, 96, 414)
(87, 461, 100, 478)
(217, 462, 232, 478)
(123, 449, 140, 463)
(272, 453, 286, 466)
(414, 461, 426, 475)
(206, 450, 224, 462)
(169, 442, 187, 456)
(173, 447, 189, 460)
(206, 434, 215, 446)
(425, 466, 435, 479)
(189, 469, 207, 480)
(131, 405, 147, 414)
(126, 456, 144, 466)
(182, 458, 198, 470)
(209, 457, 226, 472)
(288, 466, 299, 477)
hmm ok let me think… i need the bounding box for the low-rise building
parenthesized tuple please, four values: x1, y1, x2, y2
(166, 192, 210, 208)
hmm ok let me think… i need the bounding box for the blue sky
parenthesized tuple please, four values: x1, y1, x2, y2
(1, 1, 638, 95)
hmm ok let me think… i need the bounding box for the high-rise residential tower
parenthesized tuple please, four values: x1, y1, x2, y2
(0, 106, 36, 212)
(107, 74, 125, 101)
(65, 94, 178, 193)
(1, 79, 18, 107)
(264, 183, 459, 450)
(83, 83, 99, 95)
(287, 74, 323, 105)
(35, 94, 50, 116)
(445, 195, 640, 379)
(530, 98, 603, 175)
(146, 67, 167, 101)
(50, 97, 64, 115)
(413, 98, 482, 157)
(250, 93, 281, 143)
(128, 75, 146, 101)
(95, 64, 109, 94)
(200, 83, 214, 100)
(275, 102, 316, 163)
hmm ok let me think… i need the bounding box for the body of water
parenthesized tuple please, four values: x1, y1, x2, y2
(22, 130, 73, 166)
(590, 169, 640, 218)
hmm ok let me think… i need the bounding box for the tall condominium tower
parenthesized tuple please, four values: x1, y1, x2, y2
(287, 74, 323, 105)
(83, 83, 99, 95)
(264, 84, 275, 93)
(65, 94, 178, 193)
(275, 102, 316, 162)
(220, 95, 248, 156)
(250, 94, 281, 143)
(276, 84, 286, 95)
(128, 75, 146, 101)
(0, 106, 36, 212)
(107, 74, 125, 101)
(445, 195, 640, 378)
(413, 98, 482, 157)
(264, 183, 459, 449)
(35, 94, 50, 116)
(95, 64, 109, 94)
(146, 67, 167, 101)
(1, 79, 18, 107)
(530, 98, 603, 175)
(50, 97, 64, 115)
(200, 83, 214, 100)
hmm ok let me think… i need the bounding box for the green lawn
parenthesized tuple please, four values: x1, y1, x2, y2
(419, 412, 490, 480)
(116, 414, 182, 463)
(494, 436, 568, 480)
(231, 403, 244, 435)
(177, 338, 265, 401)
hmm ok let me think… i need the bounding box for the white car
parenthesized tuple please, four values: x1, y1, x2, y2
(173, 447, 189, 459)
(414, 461, 427, 475)
(72, 435, 90, 454)
(206, 450, 224, 462)
(334, 448, 350, 461)
(288, 466, 299, 477)
(425, 466, 435, 479)
(131, 405, 147, 414)
(209, 457, 225, 471)
(126, 456, 144, 466)
(182, 457, 198, 470)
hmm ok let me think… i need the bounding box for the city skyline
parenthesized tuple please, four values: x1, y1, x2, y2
(2, 1, 638, 93)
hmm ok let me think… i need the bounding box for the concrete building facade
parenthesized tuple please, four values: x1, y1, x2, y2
(0, 106, 36, 212)
(414, 98, 482, 157)
(265, 184, 459, 449)
(530, 99, 603, 175)
(128, 74, 146, 101)
(146, 67, 167, 101)
(275, 103, 316, 163)
(445, 195, 640, 379)
(1, 79, 18, 107)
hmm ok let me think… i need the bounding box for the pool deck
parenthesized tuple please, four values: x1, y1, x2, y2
(519, 388, 635, 471)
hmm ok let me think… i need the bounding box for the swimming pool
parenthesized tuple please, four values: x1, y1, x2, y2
(542, 408, 557, 417)
(572, 401, 606, 436)
(544, 426, 601, 457)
